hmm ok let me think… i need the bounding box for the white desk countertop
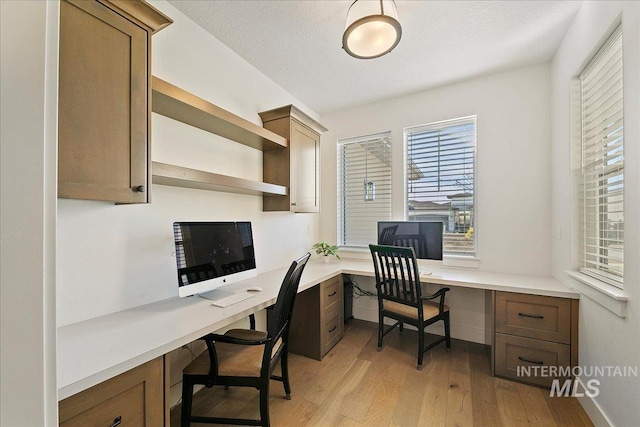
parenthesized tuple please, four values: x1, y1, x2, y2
(57, 258, 578, 400)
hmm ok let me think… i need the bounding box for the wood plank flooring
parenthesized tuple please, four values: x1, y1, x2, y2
(171, 319, 593, 426)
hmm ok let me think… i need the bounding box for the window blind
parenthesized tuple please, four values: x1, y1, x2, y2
(580, 26, 624, 287)
(337, 132, 392, 247)
(405, 116, 476, 256)
(173, 222, 186, 268)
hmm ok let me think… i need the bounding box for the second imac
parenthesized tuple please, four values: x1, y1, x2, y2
(173, 221, 257, 298)
(377, 221, 443, 261)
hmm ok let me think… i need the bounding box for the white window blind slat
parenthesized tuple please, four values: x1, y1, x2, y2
(582, 107, 623, 138)
(579, 25, 624, 287)
(338, 132, 393, 247)
(582, 54, 622, 96)
(583, 83, 622, 117)
(405, 116, 476, 256)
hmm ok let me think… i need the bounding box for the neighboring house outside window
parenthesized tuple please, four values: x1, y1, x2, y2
(337, 132, 392, 248)
(405, 116, 477, 256)
(578, 26, 624, 288)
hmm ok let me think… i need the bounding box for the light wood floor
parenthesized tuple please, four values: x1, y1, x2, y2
(171, 319, 593, 426)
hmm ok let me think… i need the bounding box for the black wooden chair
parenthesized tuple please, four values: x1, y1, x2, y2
(180, 253, 311, 427)
(369, 244, 450, 370)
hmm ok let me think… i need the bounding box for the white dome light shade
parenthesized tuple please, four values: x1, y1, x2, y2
(343, 0, 402, 59)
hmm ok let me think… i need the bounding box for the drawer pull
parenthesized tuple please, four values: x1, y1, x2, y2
(518, 312, 544, 319)
(328, 291, 337, 297)
(111, 416, 122, 427)
(328, 325, 337, 333)
(518, 356, 544, 365)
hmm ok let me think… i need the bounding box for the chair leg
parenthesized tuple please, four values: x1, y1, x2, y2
(399, 322, 404, 333)
(377, 315, 384, 351)
(444, 312, 451, 348)
(259, 381, 270, 427)
(180, 377, 194, 427)
(417, 329, 425, 370)
(281, 351, 292, 399)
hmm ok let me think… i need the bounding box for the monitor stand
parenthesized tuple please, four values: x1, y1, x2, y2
(198, 289, 233, 301)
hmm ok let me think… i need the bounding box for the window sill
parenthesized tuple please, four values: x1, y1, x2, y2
(443, 255, 481, 269)
(566, 271, 628, 317)
(338, 247, 481, 268)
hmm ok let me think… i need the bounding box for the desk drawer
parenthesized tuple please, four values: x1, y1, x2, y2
(321, 304, 343, 356)
(290, 275, 345, 360)
(59, 356, 164, 427)
(495, 333, 570, 388)
(320, 275, 342, 312)
(496, 291, 571, 344)
(60, 383, 145, 427)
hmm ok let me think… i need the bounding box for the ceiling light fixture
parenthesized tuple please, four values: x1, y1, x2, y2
(342, 0, 402, 59)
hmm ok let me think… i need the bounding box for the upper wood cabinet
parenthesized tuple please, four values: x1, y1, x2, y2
(58, 0, 171, 203)
(260, 105, 327, 212)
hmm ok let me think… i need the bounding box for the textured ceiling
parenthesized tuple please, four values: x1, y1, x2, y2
(168, 0, 582, 114)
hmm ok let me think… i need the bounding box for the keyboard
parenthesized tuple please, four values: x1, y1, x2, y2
(210, 291, 255, 308)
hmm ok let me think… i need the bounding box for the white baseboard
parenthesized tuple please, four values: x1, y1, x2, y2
(352, 306, 486, 344)
(574, 377, 613, 427)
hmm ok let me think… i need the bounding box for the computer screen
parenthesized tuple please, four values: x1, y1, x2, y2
(173, 221, 257, 297)
(377, 221, 443, 261)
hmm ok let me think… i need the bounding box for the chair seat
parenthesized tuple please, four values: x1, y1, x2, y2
(383, 299, 449, 321)
(184, 329, 282, 378)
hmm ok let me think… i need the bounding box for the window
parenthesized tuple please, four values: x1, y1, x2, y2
(337, 132, 392, 247)
(579, 26, 624, 288)
(405, 116, 476, 256)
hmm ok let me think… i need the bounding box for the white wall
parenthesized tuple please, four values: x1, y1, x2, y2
(550, 2, 640, 425)
(320, 64, 553, 344)
(56, 0, 321, 327)
(0, 1, 58, 425)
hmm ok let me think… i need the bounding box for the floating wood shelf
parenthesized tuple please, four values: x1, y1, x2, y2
(151, 77, 287, 151)
(152, 162, 287, 196)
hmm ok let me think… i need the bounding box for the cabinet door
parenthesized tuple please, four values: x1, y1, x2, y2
(59, 0, 149, 203)
(290, 120, 319, 212)
(59, 357, 165, 426)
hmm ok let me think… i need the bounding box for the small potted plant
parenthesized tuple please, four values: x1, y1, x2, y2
(312, 242, 341, 263)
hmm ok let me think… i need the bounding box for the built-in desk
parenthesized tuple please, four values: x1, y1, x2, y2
(57, 259, 579, 402)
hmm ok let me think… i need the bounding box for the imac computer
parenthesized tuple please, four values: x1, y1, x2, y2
(377, 221, 444, 261)
(173, 221, 257, 298)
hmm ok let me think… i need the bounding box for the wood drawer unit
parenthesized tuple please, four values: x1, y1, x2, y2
(492, 291, 578, 388)
(496, 292, 571, 343)
(495, 334, 571, 388)
(59, 356, 166, 426)
(289, 275, 344, 360)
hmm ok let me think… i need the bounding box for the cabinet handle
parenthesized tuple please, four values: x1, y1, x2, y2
(328, 291, 337, 297)
(134, 185, 146, 193)
(291, 202, 297, 206)
(111, 416, 122, 427)
(518, 312, 544, 319)
(328, 325, 337, 333)
(518, 356, 544, 365)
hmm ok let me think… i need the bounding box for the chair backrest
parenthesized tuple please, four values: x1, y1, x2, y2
(369, 244, 422, 308)
(390, 234, 428, 258)
(267, 253, 311, 340)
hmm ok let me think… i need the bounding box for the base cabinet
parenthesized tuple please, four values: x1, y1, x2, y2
(289, 275, 344, 360)
(492, 291, 578, 388)
(59, 357, 166, 427)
